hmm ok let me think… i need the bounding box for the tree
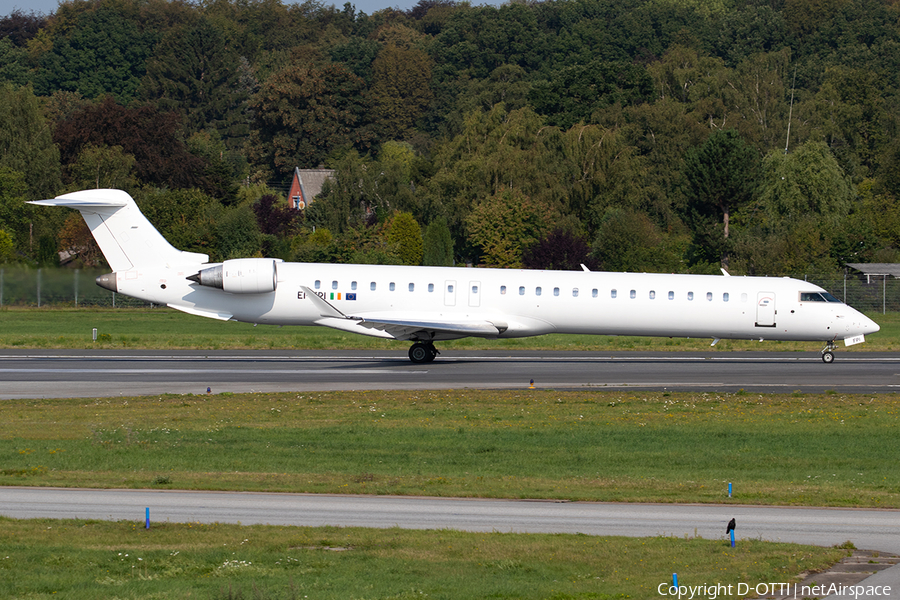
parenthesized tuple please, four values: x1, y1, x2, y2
(58, 212, 103, 267)
(370, 43, 434, 138)
(140, 18, 246, 136)
(522, 227, 594, 271)
(386, 212, 423, 265)
(247, 62, 372, 177)
(465, 187, 552, 268)
(0, 84, 62, 198)
(35, 3, 156, 102)
(682, 129, 759, 268)
(422, 217, 454, 266)
(590, 207, 686, 273)
(530, 59, 654, 129)
(53, 96, 211, 193)
(758, 141, 853, 221)
(66, 144, 136, 191)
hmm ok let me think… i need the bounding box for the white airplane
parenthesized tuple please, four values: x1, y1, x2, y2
(31, 189, 880, 364)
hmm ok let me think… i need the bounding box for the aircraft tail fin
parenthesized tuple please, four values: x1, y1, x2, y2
(30, 189, 208, 271)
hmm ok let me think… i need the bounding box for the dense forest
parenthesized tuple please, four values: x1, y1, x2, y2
(1, 0, 900, 275)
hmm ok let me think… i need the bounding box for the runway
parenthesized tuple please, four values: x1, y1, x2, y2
(1, 349, 899, 399)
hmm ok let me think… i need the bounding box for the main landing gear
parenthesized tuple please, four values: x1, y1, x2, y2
(408, 342, 439, 364)
(821, 341, 837, 364)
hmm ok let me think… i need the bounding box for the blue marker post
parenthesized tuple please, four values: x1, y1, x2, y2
(673, 573, 678, 588)
(145, 507, 150, 529)
(728, 482, 732, 498)
(730, 529, 735, 548)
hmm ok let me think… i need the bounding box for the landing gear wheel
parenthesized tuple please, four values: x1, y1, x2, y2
(409, 342, 437, 364)
(821, 341, 837, 364)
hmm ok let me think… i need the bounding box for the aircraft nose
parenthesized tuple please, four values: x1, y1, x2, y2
(863, 315, 881, 335)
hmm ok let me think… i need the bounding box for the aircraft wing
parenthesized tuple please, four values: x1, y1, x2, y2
(355, 317, 504, 339)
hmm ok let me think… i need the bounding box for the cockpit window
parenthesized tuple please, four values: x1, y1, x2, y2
(800, 291, 841, 303)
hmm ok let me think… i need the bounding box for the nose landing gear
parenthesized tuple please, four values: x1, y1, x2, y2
(409, 342, 439, 364)
(821, 341, 837, 363)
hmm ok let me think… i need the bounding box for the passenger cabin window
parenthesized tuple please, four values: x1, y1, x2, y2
(687, 292, 694, 301)
(573, 288, 579, 297)
(553, 287, 560, 296)
(448, 284, 454, 293)
(390, 282, 396, 291)
(519, 286, 525, 295)
(723, 293, 730, 302)
(500, 285, 507, 294)
(592, 289, 598, 298)
(630, 289, 636, 299)
(332, 280, 338, 290)
(472, 284, 479, 294)
(668, 291, 674, 300)
(649, 290, 656, 300)
(706, 292, 713, 301)
(409, 283, 415, 292)
(741, 293, 748, 303)
(315, 280, 321, 289)
(351, 281, 357, 291)
(536, 287, 542, 296)
(611, 289, 617, 299)
(370, 282, 376, 291)
(428, 283, 434, 293)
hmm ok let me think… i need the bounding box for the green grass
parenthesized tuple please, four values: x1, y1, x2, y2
(0, 306, 897, 351)
(0, 517, 844, 600)
(2, 390, 899, 507)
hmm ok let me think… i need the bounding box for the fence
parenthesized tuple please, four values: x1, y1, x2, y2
(0, 267, 897, 313)
(0, 268, 152, 308)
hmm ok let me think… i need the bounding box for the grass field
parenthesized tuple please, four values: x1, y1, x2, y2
(0, 306, 897, 352)
(2, 390, 898, 507)
(0, 518, 845, 600)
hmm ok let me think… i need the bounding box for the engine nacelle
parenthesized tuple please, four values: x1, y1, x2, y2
(187, 258, 280, 294)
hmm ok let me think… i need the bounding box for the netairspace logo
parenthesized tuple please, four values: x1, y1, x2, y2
(657, 582, 892, 599)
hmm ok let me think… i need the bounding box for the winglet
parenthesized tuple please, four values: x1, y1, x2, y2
(301, 286, 349, 319)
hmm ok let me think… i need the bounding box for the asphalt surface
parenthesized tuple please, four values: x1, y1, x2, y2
(2, 349, 900, 399)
